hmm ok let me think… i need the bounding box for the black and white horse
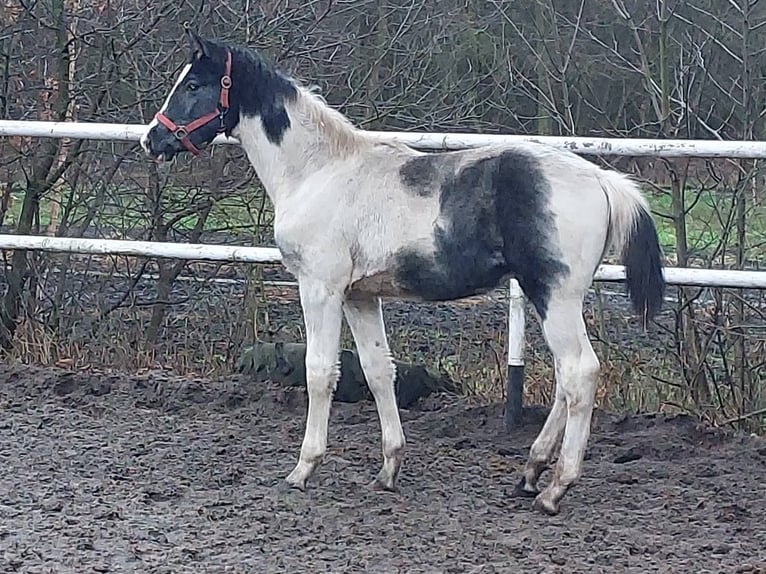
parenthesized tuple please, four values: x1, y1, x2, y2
(140, 29, 665, 515)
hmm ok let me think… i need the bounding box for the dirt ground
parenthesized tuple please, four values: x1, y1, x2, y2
(1, 363, 764, 574)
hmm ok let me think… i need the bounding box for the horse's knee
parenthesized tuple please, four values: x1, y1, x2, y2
(304, 355, 340, 396)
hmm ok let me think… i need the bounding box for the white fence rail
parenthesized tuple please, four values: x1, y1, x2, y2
(1, 120, 765, 430)
(0, 236, 282, 264)
(1, 235, 765, 289)
(4, 120, 766, 157)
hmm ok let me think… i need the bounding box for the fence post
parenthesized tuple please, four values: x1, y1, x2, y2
(505, 278, 526, 431)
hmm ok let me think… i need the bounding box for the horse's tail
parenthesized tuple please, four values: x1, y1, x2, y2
(599, 170, 665, 323)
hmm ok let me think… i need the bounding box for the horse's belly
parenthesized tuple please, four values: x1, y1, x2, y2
(345, 269, 421, 301)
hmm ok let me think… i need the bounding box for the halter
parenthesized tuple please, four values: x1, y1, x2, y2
(154, 51, 233, 156)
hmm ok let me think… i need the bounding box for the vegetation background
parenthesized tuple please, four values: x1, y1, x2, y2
(0, 0, 763, 431)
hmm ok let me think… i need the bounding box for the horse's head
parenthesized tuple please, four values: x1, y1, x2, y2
(141, 28, 235, 160)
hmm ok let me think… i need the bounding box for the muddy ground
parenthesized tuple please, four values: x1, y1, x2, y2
(1, 362, 764, 573)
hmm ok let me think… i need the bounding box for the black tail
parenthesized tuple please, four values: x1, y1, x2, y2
(623, 208, 665, 322)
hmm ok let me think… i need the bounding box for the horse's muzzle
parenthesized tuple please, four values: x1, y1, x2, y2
(140, 125, 182, 162)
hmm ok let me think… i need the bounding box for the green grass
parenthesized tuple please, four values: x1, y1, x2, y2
(644, 186, 765, 264)
(4, 185, 270, 239)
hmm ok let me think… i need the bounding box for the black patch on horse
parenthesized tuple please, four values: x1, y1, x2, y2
(224, 43, 297, 144)
(399, 152, 461, 197)
(394, 150, 569, 319)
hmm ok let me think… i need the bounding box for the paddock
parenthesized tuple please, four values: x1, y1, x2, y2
(2, 115, 766, 571)
(1, 360, 764, 573)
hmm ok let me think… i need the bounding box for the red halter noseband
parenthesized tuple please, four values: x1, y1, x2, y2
(154, 51, 233, 156)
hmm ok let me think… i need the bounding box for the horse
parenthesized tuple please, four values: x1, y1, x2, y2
(140, 28, 665, 516)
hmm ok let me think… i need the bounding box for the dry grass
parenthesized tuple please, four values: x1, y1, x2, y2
(3, 259, 764, 435)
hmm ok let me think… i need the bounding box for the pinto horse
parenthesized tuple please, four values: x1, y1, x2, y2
(140, 29, 665, 515)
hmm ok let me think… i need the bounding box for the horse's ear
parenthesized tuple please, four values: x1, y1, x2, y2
(184, 25, 210, 60)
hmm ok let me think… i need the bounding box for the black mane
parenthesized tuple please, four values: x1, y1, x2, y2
(202, 38, 298, 143)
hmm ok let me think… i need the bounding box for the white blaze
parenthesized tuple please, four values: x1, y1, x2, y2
(140, 63, 192, 154)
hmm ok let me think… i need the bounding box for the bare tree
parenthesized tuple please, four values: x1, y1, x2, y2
(0, 0, 762, 429)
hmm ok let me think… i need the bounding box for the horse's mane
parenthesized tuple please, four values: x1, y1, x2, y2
(229, 40, 374, 156)
(291, 84, 373, 156)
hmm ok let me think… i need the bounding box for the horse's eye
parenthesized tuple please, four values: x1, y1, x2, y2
(187, 82, 199, 92)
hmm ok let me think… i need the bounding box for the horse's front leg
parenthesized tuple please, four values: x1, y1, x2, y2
(284, 277, 344, 490)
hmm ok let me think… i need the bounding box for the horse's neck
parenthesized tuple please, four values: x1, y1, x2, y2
(235, 97, 363, 208)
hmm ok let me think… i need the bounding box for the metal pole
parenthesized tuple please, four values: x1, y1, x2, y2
(505, 279, 526, 431)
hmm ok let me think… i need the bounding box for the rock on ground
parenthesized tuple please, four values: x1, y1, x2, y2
(237, 341, 456, 408)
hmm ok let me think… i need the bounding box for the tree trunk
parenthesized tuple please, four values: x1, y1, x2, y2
(46, 0, 80, 236)
(0, 0, 73, 349)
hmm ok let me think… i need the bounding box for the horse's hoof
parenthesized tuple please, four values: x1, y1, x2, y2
(512, 476, 539, 498)
(284, 459, 318, 492)
(275, 479, 303, 494)
(369, 478, 398, 493)
(532, 493, 560, 516)
(282, 473, 308, 493)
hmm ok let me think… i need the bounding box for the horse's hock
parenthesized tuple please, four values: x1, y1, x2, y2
(236, 341, 456, 408)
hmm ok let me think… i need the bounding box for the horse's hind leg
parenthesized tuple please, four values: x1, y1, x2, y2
(343, 296, 405, 490)
(516, 384, 567, 497)
(527, 292, 600, 515)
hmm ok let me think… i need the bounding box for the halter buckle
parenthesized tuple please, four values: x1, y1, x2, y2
(173, 127, 189, 140)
